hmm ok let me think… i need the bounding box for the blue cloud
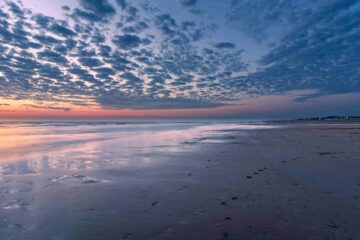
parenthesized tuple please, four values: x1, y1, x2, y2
(37, 50, 69, 65)
(79, 0, 116, 18)
(7, 1, 24, 17)
(116, 0, 127, 10)
(97, 94, 225, 110)
(70, 0, 117, 22)
(33, 34, 61, 45)
(112, 34, 143, 49)
(178, 0, 197, 7)
(214, 42, 236, 49)
(78, 57, 104, 68)
(155, 14, 177, 37)
(233, 0, 360, 97)
(33, 14, 53, 28)
(62, 6, 70, 11)
(72, 8, 103, 22)
(25, 104, 71, 112)
(50, 23, 76, 37)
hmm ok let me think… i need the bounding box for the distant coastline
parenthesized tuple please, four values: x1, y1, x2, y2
(271, 115, 360, 124)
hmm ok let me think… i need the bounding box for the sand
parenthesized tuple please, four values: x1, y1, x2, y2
(0, 123, 359, 240)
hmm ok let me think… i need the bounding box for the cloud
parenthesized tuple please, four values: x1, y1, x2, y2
(116, 0, 127, 10)
(7, 1, 24, 17)
(62, 6, 70, 11)
(68, 64, 98, 84)
(78, 57, 104, 68)
(79, 0, 116, 17)
(178, 0, 197, 7)
(226, 0, 318, 42)
(155, 14, 177, 37)
(112, 34, 143, 49)
(121, 21, 149, 33)
(72, 8, 104, 22)
(214, 42, 236, 49)
(49, 23, 76, 37)
(25, 104, 71, 112)
(97, 95, 225, 110)
(33, 14, 53, 28)
(120, 72, 144, 94)
(120, 6, 138, 22)
(93, 67, 116, 81)
(234, 0, 360, 97)
(37, 50, 69, 65)
(33, 34, 61, 45)
(71, 0, 117, 22)
(177, 0, 203, 15)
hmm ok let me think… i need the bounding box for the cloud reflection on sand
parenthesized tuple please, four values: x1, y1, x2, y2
(0, 122, 277, 176)
(0, 122, 285, 239)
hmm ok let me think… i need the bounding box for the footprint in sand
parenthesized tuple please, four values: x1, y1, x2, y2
(327, 224, 338, 229)
(122, 233, 133, 239)
(177, 185, 188, 191)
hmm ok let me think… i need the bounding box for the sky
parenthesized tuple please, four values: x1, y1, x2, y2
(0, 0, 359, 120)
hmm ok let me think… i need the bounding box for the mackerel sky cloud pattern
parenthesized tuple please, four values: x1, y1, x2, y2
(0, 0, 359, 113)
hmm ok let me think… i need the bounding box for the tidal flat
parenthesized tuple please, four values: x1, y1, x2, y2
(0, 122, 359, 240)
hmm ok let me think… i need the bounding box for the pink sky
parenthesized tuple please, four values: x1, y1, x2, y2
(1, 92, 359, 120)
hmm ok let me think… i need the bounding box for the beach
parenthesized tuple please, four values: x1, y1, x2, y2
(0, 122, 359, 239)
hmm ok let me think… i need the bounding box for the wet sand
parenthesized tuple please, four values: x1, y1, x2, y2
(0, 123, 360, 239)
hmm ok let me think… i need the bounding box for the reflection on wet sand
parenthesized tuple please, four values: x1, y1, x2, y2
(0, 122, 283, 239)
(0, 122, 274, 176)
(1, 123, 359, 239)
